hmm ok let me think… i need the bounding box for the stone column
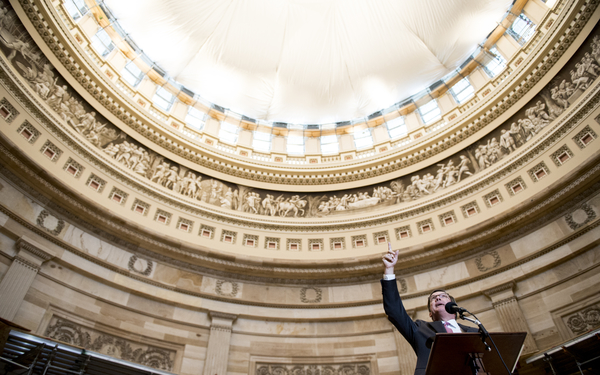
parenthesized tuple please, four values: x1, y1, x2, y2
(0, 236, 54, 321)
(392, 309, 417, 375)
(203, 311, 237, 375)
(483, 282, 538, 354)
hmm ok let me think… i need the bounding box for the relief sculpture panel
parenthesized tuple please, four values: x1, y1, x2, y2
(44, 316, 176, 371)
(256, 363, 370, 375)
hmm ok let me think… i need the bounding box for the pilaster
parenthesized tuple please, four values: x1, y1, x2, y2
(202, 311, 237, 375)
(483, 282, 538, 354)
(0, 236, 54, 321)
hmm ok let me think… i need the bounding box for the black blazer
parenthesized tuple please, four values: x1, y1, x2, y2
(381, 279, 479, 375)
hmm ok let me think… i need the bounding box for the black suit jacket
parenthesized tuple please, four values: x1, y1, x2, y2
(382, 279, 479, 375)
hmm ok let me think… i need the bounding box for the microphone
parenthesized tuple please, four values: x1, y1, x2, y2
(445, 301, 468, 314)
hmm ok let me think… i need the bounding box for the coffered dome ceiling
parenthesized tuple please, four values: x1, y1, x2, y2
(103, 0, 512, 123)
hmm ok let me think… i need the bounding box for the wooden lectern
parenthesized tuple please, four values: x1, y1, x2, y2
(425, 332, 526, 375)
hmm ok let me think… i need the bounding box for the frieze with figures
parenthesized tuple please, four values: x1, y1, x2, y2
(2, 0, 600, 219)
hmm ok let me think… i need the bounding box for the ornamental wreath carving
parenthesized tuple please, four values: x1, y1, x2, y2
(44, 317, 175, 371)
(36, 209, 65, 236)
(475, 250, 501, 273)
(564, 203, 596, 230)
(128, 255, 153, 276)
(215, 280, 239, 297)
(300, 287, 322, 303)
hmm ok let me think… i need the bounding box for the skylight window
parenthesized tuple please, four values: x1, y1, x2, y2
(63, 0, 88, 21)
(320, 134, 339, 154)
(418, 100, 441, 125)
(253, 131, 272, 152)
(152, 86, 175, 111)
(218, 121, 239, 145)
(386, 116, 407, 139)
(90, 28, 115, 57)
(507, 13, 536, 45)
(450, 78, 475, 104)
(483, 46, 507, 78)
(185, 107, 206, 130)
(353, 128, 373, 150)
(121, 60, 144, 87)
(287, 135, 304, 155)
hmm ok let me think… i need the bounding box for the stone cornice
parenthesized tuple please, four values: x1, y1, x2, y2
(12, 0, 599, 188)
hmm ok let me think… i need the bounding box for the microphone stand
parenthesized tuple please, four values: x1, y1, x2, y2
(458, 310, 513, 375)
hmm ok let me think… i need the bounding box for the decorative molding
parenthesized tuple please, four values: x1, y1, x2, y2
(264, 237, 280, 250)
(243, 234, 258, 247)
(527, 161, 550, 182)
(109, 186, 128, 205)
(572, 124, 596, 148)
(416, 218, 434, 234)
(308, 238, 323, 252)
(286, 238, 302, 251)
(329, 237, 345, 250)
(63, 157, 84, 178)
(85, 173, 106, 193)
(0, 97, 19, 123)
(208, 311, 238, 321)
(460, 201, 480, 218)
(491, 296, 518, 308)
(372, 230, 389, 245)
(394, 225, 412, 240)
(14, 255, 40, 271)
(483, 281, 515, 298)
(131, 198, 150, 216)
(438, 210, 457, 227)
(505, 176, 526, 196)
(39, 140, 62, 162)
(221, 229, 237, 244)
(16, 120, 40, 143)
(154, 208, 172, 225)
(199, 224, 215, 239)
(483, 189, 503, 208)
(551, 144, 574, 166)
(351, 234, 367, 248)
(176, 217, 194, 232)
